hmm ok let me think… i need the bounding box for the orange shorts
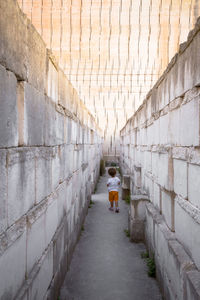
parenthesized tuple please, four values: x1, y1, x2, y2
(109, 191, 119, 202)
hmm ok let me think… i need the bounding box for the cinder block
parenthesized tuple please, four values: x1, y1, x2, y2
(175, 198, 200, 269)
(66, 181, 73, 215)
(7, 148, 35, 226)
(58, 69, 68, 109)
(157, 153, 174, 191)
(78, 148, 83, 170)
(71, 120, 77, 144)
(169, 108, 180, 145)
(158, 79, 168, 111)
(133, 167, 141, 190)
(72, 172, 78, 199)
(144, 151, 152, 172)
(0, 65, 18, 147)
(73, 198, 79, 225)
(145, 204, 156, 253)
(55, 111, 65, 144)
(146, 203, 196, 300)
(63, 214, 70, 250)
(27, 208, 46, 275)
(171, 57, 183, 100)
(0, 230, 26, 299)
(52, 144, 71, 187)
(53, 222, 65, 275)
(56, 182, 67, 225)
(129, 145, 135, 163)
(188, 164, 200, 209)
(159, 114, 169, 145)
(26, 21, 46, 91)
(47, 59, 58, 104)
(66, 118, 72, 144)
(35, 148, 52, 203)
(144, 175, 154, 201)
(0, 150, 7, 233)
(134, 148, 142, 168)
(174, 159, 188, 199)
(154, 226, 176, 298)
(146, 124, 153, 146)
(0, 0, 27, 80)
(63, 144, 71, 180)
(69, 204, 75, 236)
(44, 97, 56, 146)
(44, 97, 64, 146)
(130, 130, 136, 145)
(180, 99, 200, 146)
(45, 196, 58, 247)
(153, 182, 161, 211)
(155, 222, 194, 299)
(28, 244, 53, 300)
(189, 33, 200, 88)
(140, 127, 147, 146)
(23, 83, 45, 146)
(68, 145, 74, 176)
(186, 270, 200, 300)
(57, 145, 66, 183)
(152, 152, 159, 180)
(52, 146, 61, 190)
(161, 190, 174, 231)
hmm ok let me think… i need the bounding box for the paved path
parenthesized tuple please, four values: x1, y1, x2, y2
(60, 172, 162, 300)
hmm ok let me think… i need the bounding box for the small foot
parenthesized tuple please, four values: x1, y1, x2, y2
(109, 207, 114, 211)
(115, 208, 119, 213)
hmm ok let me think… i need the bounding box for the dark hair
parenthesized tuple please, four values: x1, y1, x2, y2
(108, 167, 116, 177)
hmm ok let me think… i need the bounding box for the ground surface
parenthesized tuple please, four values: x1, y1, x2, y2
(60, 171, 162, 300)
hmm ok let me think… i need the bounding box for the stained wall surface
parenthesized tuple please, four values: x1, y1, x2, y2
(120, 18, 200, 299)
(18, 0, 200, 156)
(0, 1, 102, 299)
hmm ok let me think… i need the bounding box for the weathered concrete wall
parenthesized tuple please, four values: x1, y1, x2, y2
(0, 1, 102, 299)
(120, 18, 200, 299)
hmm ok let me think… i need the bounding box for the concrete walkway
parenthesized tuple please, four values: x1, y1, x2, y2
(60, 171, 162, 300)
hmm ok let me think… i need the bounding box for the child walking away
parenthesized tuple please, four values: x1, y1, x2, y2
(107, 168, 120, 213)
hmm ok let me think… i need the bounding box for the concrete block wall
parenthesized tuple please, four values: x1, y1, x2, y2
(0, 1, 102, 299)
(120, 18, 200, 299)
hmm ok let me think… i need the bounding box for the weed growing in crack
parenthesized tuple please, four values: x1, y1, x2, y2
(146, 256, 156, 277)
(125, 195, 130, 204)
(124, 228, 130, 237)
(141, 251, 156, 277)
(141, 251, 149, 259)
(89, 200, 95, 208)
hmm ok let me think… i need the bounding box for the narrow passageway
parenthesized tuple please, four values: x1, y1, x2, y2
(60, 170, 162, 300)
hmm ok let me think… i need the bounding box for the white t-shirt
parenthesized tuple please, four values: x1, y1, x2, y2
(107, 176, 120, 192)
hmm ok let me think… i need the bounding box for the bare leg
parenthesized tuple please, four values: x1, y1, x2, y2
(109, 201, 114, 211)
(115, 201, 119, 213)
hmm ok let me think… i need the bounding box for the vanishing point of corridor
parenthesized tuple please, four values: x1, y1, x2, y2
(60, 171, 162, 300)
